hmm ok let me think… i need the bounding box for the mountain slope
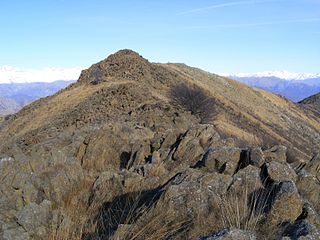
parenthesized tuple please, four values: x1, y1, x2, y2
(300, 92, 320, 107)
(0, 50, 319, 162)
(165, 64, 320, 160)
(299, 92, 320, 116)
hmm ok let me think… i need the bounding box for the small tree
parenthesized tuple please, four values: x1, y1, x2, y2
(170, 83, 215, 123)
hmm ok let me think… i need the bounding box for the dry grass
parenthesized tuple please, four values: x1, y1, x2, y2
(216, 120, 259, 144)
(219, 188, 267, 231)
(113, 204, 191, 240)
(0, 80, 132, 139)
(46, 175, 97, 240)
(164, 63, 320, 159)
(42, 164, 284, 240)
(217, 178, 283, 240)
(46, 179, 190, 240)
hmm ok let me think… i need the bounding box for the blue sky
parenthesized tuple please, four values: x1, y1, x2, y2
(1, 0, 320, 74)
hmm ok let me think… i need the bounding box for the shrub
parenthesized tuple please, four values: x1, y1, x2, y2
(170, 83, 216, 123)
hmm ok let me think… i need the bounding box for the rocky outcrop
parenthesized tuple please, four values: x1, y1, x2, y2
(1, 120, 318, 239)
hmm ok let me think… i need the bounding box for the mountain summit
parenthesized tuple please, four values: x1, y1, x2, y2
(78, 49, 151, 84)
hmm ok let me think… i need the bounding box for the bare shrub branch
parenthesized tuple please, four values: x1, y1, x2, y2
(170, 83, 216, 123)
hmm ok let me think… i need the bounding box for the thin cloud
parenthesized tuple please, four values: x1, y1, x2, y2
(214, 18, 320, 28)
(178, 0, 280, 15)
(185, 18, 320, 30)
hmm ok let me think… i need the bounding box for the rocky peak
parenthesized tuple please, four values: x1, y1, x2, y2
(107, 49, 146, 61)
(78, 49, 154, 85)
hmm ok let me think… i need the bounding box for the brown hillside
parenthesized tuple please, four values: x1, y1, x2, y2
(0, 49, 318, 163)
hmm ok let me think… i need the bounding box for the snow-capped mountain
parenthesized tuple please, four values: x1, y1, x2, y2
(0, 65, 82, 83)
(221, 71, 320, 102)
(224, 70, 320, 81)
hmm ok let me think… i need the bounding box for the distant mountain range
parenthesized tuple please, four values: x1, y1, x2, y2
(0, 80, 74, 115)
(223, 71, 320, 102)
(225, 70, 320, 80)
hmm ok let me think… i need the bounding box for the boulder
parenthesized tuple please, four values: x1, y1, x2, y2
(17, 200, 52, 237)
(199, 228, 256, 240)
(81, 124, 154, 172)
(282, 220, 320, 240)
(268, 181, 303, 225)
(172, 124, 220, 166)
(301, 202, 320, 228)
(249, 147, 265, 167)
(157, 128, 181, 150)
(263, 145, 287, 163)
(265, 161, 297, 182)
(228, 165, 262, 195)
(173, 137, 203, 166)
(201, 173, 233, 196)
(2, 226, 30, 240)
(297, 170, 320, 212)
(203, 147, 242, 174)
(32, 158, 84, 204)
(304, 153, 320, 179)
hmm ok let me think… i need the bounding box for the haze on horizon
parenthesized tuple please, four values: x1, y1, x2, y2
(1, 0, 319, 83)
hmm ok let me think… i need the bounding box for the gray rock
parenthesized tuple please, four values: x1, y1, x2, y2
(17, 200, 52, 237)
(282, 220, 320, 240)
(265, 161, 297, 182)
(304, 153, 320, 179)
(228, 165, 262, 195)
(268, 181, 303, 225)
(173, 137, 203, 166)
(249, 147, 265, 167)
(199, 228, 256, 240)
(2, 227, 30, 240)
(263, 145, 287, 163)
(297, 170, 320, 212)
(301, 202, 320, 228)
(204, 147, 242, 174)
(32, 158, 84, 204)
